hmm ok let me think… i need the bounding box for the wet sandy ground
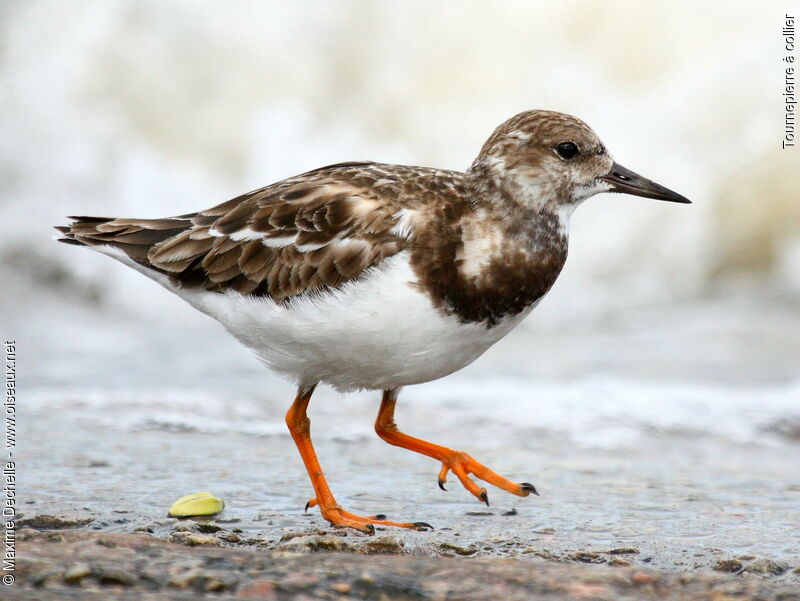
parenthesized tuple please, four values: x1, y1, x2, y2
(19, 390, 800, 586)
(10, 529, 800, 600)
(12, 294, 800, 598)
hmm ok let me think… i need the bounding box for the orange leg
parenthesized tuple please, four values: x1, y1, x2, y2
(286, 385, 432, 533)
(375, 389, 538, 506)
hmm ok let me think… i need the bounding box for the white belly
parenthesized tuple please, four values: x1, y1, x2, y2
(183, 253, 532, 391)
(97, 247, 532, 392)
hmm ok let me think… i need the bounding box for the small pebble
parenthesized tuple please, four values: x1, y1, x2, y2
(439, 542, 478, 556)
(745, 558, 788, 576)
(713, 559, 742, 573)
(63, 562, 91, 584)
(237, 580, 278, 599)
(217, 531, 242, 543)
(569, 552, 603, 563)
(362, 535, 404, 554)
(631, 572, 657, 584)
(18, 515, 93, 529)
(279, 534, 353, 552)
(330, 581, 351, 593)
(93, 565, 135, 586)
(169, 532, 222, 547)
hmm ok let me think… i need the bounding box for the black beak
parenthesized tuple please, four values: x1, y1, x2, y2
(600, 162, 691, 204)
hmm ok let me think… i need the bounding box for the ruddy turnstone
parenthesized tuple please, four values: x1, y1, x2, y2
(57, 110, 690, 533)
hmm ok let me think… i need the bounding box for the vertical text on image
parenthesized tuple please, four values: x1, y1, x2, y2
(3, 340, 15, 585)
(782, 14, 796, 148)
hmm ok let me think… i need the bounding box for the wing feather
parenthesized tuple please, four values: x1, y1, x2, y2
(59, 162, 463, 302)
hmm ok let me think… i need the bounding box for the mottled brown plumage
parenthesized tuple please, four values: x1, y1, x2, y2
(58, 110, 688, 327)
(59, 158, 566, 325)
(61, 162, 453, 301)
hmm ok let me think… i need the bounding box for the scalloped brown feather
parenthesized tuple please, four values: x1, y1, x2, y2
(58, 162, 457, 303)
(57, 111, 604, 325)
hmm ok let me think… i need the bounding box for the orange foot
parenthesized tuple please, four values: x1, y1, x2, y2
(376, 391, 539, 506)
(286, 386, 434, 534)
(304, 498, 432, 534)
(435, 450, 538, 505)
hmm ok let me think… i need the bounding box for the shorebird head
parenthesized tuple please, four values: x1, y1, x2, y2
(470, 110, 690, 214)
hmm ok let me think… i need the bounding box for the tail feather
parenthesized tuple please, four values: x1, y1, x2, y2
(56, 237, 86, 247)
(66, 215, 114, 222)
(55, 215, 195, 272)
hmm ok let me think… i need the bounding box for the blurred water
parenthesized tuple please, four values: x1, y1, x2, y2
(24, 375, 800, 452)
(2, 1, 799, 318)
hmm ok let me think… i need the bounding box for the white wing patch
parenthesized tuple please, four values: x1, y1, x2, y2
(389, 208, 420, 239)
(328, 238, 371, 258)
(261, 236, 296, 249)
(228, 229, 268, 242)
(295, 241, 328, 252)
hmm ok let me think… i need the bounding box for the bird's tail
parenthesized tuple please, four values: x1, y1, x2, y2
(54, 215, 194, 266)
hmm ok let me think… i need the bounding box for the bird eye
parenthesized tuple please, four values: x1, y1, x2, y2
(555, 142, 579, 160)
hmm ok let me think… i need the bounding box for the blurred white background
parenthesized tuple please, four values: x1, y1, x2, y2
(1, 1, 798, 392)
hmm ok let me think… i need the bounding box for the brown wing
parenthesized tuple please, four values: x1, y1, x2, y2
(57, 162, 449, 301)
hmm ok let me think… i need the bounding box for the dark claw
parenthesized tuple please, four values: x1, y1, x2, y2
(304, 501, 312, 513)
(479, 491, 489, 507)
(413, 522, 434, 531)
(373, 514, 387, 520)
(520, 482, 539, 496)
(438, 479, 447, 491)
